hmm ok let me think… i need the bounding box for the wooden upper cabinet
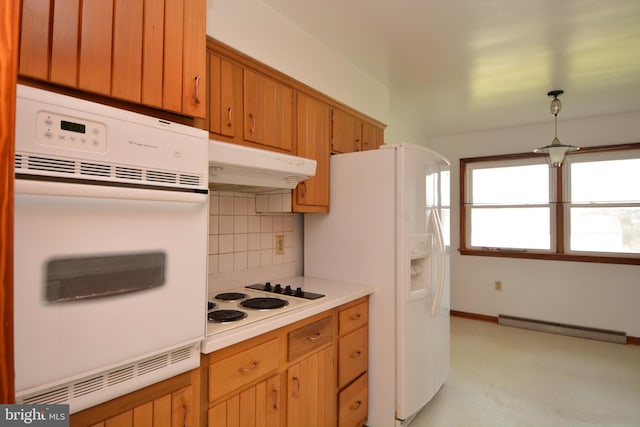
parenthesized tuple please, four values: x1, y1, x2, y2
(112, 0, 143, 101)
(18, 0, 206, 119)
(19, 0, 50, 80)
(332, 108, 362, 153)
(362, 121, 384, 151)
(180, 0, 206, 117)
(208, 52, 242, 138)
(294, 92, 330, 212)
(243, 68, 294, 153)
(332, 108, 384, 153)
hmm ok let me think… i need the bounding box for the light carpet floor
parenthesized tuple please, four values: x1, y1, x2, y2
(410, 316, 640, 427)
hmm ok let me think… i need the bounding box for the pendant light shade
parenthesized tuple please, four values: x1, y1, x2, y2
(534, 90, 579, 167)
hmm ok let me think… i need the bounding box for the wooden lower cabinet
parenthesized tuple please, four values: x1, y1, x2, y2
(202, 297, 369, 427)
(338, 373, 368, 427)
(70, 369, 199, 427)
(208, 375, 281, 427)
(287, 347, 335, 427)
(337, 300, 369, 427)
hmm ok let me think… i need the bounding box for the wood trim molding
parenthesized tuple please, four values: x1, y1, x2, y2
(0, 0, 19, 404)
(450, 310, 498, 323)
(627, 336, 640, 346)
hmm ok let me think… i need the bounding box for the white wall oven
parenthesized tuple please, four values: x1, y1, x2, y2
(13, 85, 209, 413)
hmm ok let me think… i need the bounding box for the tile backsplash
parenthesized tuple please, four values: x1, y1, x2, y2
(207, 191, 303, 292)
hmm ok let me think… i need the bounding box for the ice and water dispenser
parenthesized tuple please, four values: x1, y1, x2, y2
(407, 232, 433, 301)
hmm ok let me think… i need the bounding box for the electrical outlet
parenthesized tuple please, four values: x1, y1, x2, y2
(495, 280, 502, 291)
(275, 234, 285, 255)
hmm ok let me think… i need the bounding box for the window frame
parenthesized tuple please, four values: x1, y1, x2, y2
(459, 142, 640, 265)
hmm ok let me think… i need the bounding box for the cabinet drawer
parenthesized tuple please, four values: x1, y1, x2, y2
(339, 301, 368, 336)
(288, 316, 333, 361)
(339, 372, 368, 427)
(338, 326, 368, 388)
(209, 337, 279, 402)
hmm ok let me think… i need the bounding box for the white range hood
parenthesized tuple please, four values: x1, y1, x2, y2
(208, 140, 316, 193)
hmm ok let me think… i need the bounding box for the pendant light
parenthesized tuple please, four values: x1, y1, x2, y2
(534, 90, 579, 167)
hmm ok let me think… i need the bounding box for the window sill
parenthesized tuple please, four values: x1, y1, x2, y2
(458, 248, 640, 265)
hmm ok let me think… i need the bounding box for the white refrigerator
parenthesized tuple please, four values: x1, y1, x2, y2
(304, 144, 450, 427)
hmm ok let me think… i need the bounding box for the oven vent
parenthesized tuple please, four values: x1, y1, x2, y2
(28, 155, 75, 174)
(80, 161, 111, 177)
(15, 152, 206, 189)
(138, 353, 170, 375)
(146, 169, 178, 184)
(107, 366, 135, 386)
(171, 346, 194, 363)
(15, 342, 200, 414)
(180, 174, 201, 186)
(20, 386, 69, 405)
(73, 375, 104, 398)
(115, 166, 143, 181)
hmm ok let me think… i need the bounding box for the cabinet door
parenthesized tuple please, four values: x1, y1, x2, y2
(78, 0, 114, 95)
(19, 0, 51, 80)
(294, 92, 330, 212)
(338, 326, 368, 388)
(331, 109, 361, 153)
(287, 347, 336, 427)
(208, 53, 242, 138)
(18, 0, 206, 118)
(243, 69, 294, 152)
(362, 122, 384, 151)
(112, 0, 143, 102)
(181, 0, 206, 117)
(208, 375, 282, 427)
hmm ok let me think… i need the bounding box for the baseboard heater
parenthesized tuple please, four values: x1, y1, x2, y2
(498, 314, 627, 344)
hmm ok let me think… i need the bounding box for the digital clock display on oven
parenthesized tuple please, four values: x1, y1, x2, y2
(61, 120, 86, 134)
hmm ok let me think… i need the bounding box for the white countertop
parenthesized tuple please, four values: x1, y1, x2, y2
(201, 276, 374, 354)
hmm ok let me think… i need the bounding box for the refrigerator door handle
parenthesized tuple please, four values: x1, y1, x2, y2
(431, 209, 446, 317)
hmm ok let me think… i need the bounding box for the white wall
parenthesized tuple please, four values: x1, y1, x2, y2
(428, 111, 640, 337)
(206, 0, 389, 127)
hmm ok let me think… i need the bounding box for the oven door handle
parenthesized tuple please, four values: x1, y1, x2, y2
(15, 178, 208, 204)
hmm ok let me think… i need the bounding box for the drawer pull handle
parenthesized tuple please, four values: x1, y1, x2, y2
(239, 361, 260, 372)
(351, 400, 362, 410)
(350, 350, 362, 359)
(350, 313, 361, 320)
(307, 332, 322, 341)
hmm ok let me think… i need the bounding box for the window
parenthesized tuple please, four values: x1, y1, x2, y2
(460, 143, 640, 264)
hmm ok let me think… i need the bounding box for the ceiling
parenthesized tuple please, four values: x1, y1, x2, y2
(262, 0, 640, 137)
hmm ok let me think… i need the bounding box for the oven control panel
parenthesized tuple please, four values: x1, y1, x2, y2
(36, 111, 107, 153)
